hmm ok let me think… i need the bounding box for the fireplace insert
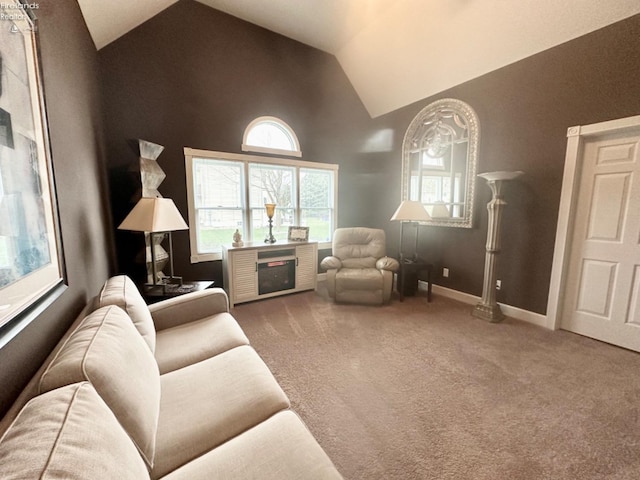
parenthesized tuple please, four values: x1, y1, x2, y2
(258, 259, 296, 295)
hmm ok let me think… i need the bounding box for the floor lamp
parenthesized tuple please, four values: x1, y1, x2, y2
(472, 171, 523, 322)
(118, 197, 188, 292)
(390, 200, 432, 261)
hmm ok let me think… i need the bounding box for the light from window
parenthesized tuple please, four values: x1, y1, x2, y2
(192, 159, 244, 254)
(249, 163, 295, 243)
(242, 117, 302, 157)
(184, 149, 337, 262)
(300, 168, 333, 242)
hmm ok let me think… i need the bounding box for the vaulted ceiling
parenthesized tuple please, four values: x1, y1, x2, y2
(77, 0, 640, 117)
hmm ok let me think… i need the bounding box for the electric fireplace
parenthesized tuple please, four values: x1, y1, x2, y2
(257, 248, 296, 295)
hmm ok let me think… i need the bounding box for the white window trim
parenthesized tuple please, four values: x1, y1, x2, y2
(241, 116, 302, 157)
(184, 147, 338, 262)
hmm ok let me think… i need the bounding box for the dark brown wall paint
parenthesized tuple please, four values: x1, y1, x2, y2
(100, 2, 639, 314)
(375, 14, 640, 314)
(0, 0, 114, 417)
(99, 0, 372, 285)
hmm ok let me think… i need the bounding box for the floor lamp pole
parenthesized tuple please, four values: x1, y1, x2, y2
(472, 171, 523, 322)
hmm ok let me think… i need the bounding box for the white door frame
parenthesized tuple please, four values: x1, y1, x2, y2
(546, 114, 640, 330)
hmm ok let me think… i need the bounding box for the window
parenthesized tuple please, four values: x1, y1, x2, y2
(185, 148, 337, 262)
(242, 116, 302, 157)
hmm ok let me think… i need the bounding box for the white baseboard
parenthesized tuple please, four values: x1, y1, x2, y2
(420, 281, 548, 329)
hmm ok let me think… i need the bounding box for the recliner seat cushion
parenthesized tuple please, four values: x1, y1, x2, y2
(98, 274, 156, 352)
(335, 267, 383, 291)
(0, 383, 150, 480)
(38, 305, 161, 469)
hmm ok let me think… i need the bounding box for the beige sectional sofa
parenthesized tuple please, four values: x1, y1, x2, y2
(0, 275, 342, 479)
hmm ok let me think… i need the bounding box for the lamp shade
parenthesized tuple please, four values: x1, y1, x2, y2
(265, 203, 276, 218)
(431, 201, 450, 218)
(390, 200, 431, 222)
(118, 197, 188, 232)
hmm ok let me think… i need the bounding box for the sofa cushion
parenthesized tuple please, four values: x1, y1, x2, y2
(152, 345, 290, 479)
(38, 305, 161, 469)
(161, 410, 343, 480)
(98, 274, 156, 352)
(0, 382, 150, 480)
(155, 312, 250, 374)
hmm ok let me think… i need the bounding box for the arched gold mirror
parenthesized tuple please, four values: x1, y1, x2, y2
(401, 98, 479, 228)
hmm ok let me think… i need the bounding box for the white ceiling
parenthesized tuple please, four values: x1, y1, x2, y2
(77, 0, 640, 118)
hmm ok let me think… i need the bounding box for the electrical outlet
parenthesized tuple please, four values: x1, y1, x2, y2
(496, 280, 502, 290)
(443, 268, 449, 278)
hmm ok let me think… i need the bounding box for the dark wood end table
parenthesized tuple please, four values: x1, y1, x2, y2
(397, 259, 432, 302)
(141, 280, 214, 304)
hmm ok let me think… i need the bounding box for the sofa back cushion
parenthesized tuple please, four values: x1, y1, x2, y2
(38, 305, 161, 469)
(98, 274, 156, 352)
(0, 382, 150, 480)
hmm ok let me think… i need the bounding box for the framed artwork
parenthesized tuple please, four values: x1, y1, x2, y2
(0, 1, 66, 345)
(287, 226, 309, 242)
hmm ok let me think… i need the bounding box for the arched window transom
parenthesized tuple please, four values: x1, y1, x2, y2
(242, 116, 301, 157)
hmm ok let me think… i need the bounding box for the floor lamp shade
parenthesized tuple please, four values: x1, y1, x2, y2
(118, 197, 188, 233)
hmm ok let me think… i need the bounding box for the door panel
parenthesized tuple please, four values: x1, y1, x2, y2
(561, 128, 640, 351)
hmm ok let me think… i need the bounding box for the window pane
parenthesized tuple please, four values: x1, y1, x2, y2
(251, 207, 294, 242)
(196, 208, 243, 253)
(246, 122, 295, 151)
(301, 209, 331, 242)
(248, 164, 294, 208)
(193, 159, 242, 208)
(300, 169, 332, 208)
(193, 158, 244, 254)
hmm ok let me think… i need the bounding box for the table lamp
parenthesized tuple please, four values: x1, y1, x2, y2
(118, 197, 188, 291)
(390, 200, 431, 261)
(265, 203, 276, 243)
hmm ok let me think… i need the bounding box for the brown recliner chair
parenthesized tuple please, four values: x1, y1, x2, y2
(320, 227, 399, 305)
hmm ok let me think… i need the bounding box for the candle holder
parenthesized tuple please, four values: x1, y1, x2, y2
(264, 203, 276, 243)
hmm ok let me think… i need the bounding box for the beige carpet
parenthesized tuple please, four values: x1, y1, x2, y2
(232, 286, 640, 480)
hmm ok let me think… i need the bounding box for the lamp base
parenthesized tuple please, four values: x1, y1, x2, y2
(146, 275, 183, 294)
(472, 302, 505, 323)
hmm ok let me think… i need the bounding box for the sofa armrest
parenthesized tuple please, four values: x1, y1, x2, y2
(149, 288, 230, 331)
(376, 256, 400, 272)
(320, 256, 342, 271)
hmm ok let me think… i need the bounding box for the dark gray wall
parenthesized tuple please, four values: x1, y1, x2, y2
(101, 7, 640, 315)
(0, 0, 114, 417)
(99, 0, 372, 285)
(372, 14, 640, 314)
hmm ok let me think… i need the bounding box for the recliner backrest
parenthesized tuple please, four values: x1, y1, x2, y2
(333, 228, 386, 268)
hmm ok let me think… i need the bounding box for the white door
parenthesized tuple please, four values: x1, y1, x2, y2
(560, 126, 640, 351)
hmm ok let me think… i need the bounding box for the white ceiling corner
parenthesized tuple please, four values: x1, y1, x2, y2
(76, 0, 179, 50)
(76, 0, 640, 117)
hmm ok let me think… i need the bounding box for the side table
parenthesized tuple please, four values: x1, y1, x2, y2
(141, 280, 214, 304)
(397, 259, 432, 302)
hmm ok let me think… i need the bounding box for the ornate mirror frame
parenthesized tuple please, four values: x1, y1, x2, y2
(401, 98, 480, 228)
